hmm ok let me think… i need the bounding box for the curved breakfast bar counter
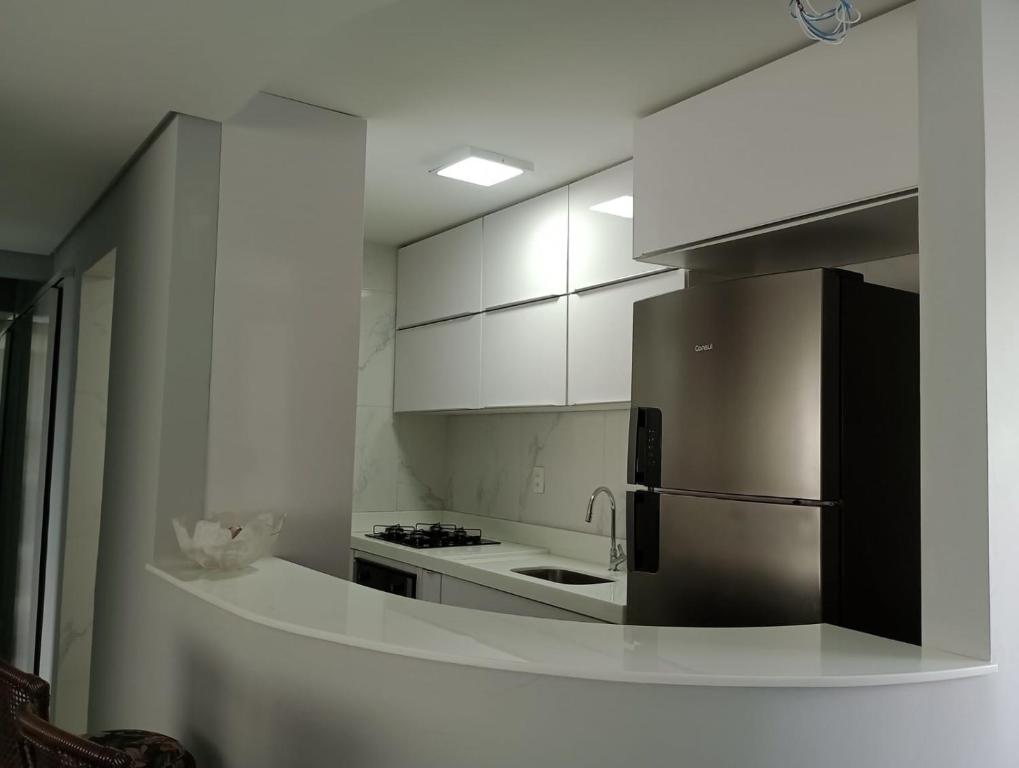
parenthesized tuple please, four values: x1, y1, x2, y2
(124, 558, 999, 767)
(148, 558, 990, 689)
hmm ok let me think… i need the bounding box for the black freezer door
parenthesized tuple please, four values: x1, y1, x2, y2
(629, 269, 839, 502)
(626, 491, 823, 627)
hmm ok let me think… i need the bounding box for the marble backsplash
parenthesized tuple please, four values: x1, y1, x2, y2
(352, 243, 629, 539)
(444, 409, 629, 538)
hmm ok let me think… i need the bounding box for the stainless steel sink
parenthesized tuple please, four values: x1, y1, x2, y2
(512, 567, 612, 585)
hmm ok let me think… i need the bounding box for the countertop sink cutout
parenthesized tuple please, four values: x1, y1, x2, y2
(511, 567, 613, 585)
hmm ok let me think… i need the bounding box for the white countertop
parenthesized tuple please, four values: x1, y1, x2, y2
(350, 531, 626, 623)
(148, 558, 996, 688)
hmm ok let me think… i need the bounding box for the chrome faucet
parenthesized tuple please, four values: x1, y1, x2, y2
(585, 486, 626, 572)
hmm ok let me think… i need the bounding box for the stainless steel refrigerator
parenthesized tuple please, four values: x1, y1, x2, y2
(626, 268, 920, 644)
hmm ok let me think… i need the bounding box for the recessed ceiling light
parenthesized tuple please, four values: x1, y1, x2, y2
(590, 195, 634, 219)
(430, 147, 533, 187)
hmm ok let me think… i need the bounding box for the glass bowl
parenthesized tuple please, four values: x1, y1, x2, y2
(172, 512, 285, 571)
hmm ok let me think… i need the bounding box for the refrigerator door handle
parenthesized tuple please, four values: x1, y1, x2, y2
(627, 491, 660, 573)
(628, 407, 662, 488)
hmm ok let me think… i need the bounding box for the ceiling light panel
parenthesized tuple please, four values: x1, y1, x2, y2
(431, 147, 533, 187)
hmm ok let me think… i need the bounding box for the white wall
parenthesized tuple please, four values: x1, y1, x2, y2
(205, 94, 366, 577)
(918, 0, 990, 661)
(916, 0, 1019, 763)
(0, 249, 53, 282)
(841, 253, 919, 293)
(54, 100, 370, 732)
(50, 114, 222, 732)
(981, 4, 1019, 756)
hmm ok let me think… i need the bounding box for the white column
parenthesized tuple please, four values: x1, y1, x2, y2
(919, 0, 1019, 669)
(206, 94, 366, 577)
(918, 0, 990, 659)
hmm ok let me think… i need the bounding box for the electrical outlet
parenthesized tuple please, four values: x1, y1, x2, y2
(531, 466, 546, 494)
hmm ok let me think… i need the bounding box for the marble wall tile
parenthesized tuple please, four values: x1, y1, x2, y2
(351, 406, 399, 512)
(446, 415, 524, 521)
(64, 392, 107, 541)
(602, 407, 632, 533)
(356, 289, 395, 407)
(55, 267, 114, 733)
(517, 412, 607, 535)
(443, 409, 631, 536)
(395, 414, 448, 512)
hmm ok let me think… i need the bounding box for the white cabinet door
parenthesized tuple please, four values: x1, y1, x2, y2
(482, 188, 568, 309)
(481, 297, 567, 407)
(394, 314, 481, 412)
(568, 160, 663, 291)
(634, 5, 917, 258)
(397, 220, 482, 328)
(440, 575, 601, 622)
(568, 270, 686, 405)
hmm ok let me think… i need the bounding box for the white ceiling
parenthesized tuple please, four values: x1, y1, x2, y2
(1, 0, 908, 255)
(0, 0, 395, 255)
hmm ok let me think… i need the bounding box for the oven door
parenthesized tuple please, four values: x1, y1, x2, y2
(353, 558, 417, 598)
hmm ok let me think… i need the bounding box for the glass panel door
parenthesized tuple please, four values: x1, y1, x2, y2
(0, 287, 61, 670)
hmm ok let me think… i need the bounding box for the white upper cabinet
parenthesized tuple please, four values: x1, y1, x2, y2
(397, 220, 483, 328)
(568, 161, 663, 291)
(482, 188, 568, 309)
(481, 298, 567, 407)
(394, 315, 481, 412)
(634, 5, 918, 259)
(568, 270, 686, 405)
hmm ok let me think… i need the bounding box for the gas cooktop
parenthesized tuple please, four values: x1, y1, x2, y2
(366, 523, 500, 549)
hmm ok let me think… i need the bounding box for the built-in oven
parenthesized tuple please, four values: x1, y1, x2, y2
(353, 557, 417, 598)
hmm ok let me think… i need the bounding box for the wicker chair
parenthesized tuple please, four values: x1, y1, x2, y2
(1, 660, 195, 768)
(17, 708, 133, 768)
(1, 659, 51, 767)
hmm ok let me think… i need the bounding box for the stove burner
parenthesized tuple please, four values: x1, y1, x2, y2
(367, 522, 500, 549)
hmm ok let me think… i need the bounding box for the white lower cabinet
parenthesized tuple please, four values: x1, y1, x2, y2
(481, 297, 567, 407)
(394, 314, 482, 412)
(567, 269, 686, 405)
(439, 575, 601, 622)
